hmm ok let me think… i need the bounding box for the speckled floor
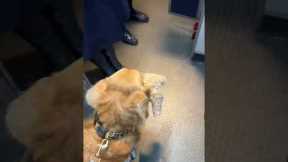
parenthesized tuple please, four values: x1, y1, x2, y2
(113, 0, 205, 162)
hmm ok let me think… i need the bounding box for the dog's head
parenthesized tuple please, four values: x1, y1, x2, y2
(85, 68, 166, 133)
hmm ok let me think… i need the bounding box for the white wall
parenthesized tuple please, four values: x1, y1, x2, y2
(194, 16, 205, 55)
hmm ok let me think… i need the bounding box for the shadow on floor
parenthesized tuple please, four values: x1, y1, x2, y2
(161, 28, 193, 59)
(191, 60, 205, 78)
(139, 143, 163, 162)
(256, 33, 288, 65)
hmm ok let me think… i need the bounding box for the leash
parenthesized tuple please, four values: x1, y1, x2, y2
(94, 138, 110, 162)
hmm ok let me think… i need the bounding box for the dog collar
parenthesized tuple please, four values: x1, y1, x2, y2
(94, 111, 128, 140)
(95, 124, 128, 140)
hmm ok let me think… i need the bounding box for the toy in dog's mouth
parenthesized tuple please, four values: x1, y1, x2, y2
(85, 68, 166, 161)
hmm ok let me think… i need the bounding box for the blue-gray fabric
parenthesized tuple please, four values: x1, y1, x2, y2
(83, 0, 130, 59)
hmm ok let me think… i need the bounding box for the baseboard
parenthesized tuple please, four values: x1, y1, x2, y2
(192, 53, 205, 62)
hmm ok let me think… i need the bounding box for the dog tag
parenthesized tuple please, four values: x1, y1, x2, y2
(150, 94, 164, 117)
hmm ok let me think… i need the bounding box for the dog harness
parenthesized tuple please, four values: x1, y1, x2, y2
(93, 111, 136, 162)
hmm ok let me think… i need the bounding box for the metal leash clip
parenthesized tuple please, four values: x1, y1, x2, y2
(95, 139, 110, 162)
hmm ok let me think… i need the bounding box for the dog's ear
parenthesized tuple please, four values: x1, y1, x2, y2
(107, 68, 143, 91)
(124, 90, 147, 109)
(85, 80, 108, 109)
(142, 73, 166, 116)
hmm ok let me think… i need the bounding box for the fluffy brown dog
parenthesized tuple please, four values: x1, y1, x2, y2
(84, 68, 166, 162)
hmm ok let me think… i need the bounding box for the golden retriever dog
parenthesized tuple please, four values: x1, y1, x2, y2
(6, 60, 82, 162)
(84, 68, 166, 162)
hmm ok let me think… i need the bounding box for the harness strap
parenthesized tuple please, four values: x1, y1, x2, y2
(94, 111, 128, 140)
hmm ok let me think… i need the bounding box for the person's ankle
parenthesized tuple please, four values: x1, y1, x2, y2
(130, 8, 137, 14)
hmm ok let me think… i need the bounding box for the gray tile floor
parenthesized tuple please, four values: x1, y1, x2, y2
(114, 0, 205, 162)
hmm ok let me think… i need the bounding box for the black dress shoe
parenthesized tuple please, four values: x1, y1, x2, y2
(90, 46, 123, 76)
(122, 28, 138, 46)
(90, 56, 115, 76)
(130, 10, 149, 23)
(104, 47, 123, 70)
(90, 50, 116, 76)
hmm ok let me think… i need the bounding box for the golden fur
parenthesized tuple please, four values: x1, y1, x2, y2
(84, 68, 166, 162)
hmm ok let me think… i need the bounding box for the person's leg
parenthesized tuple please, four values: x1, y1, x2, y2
(15, 14, 76, 72)
(121, 0, 151, 46)
(85, 42, 122, 76)
(84, 0, 124, 76)
(104, 45, 123, 71)
(89, 48, 119, 76)
(128, 0, 149, 23)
